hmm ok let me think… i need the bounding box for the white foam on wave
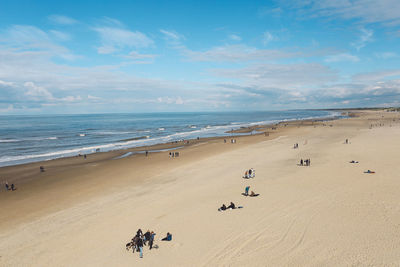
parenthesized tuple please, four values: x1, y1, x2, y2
(158, 128, 165, 131)
(0, 136, 58, 142)
(93, 131, 137, 135)
(0, 139, 20, 143)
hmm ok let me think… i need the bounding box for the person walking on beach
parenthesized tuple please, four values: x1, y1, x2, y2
(5, 181, 9, 191)
(149, 231, 156, 250)
(300, 159, 303, 166)
(136, 235, 144, 258)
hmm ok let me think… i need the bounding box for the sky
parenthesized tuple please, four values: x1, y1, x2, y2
(0, 0, 400, 114)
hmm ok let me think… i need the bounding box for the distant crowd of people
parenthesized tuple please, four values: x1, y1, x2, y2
(169, 152, 180, 158)
(4, 181, 16, 191)
(299, 159, 311, 166)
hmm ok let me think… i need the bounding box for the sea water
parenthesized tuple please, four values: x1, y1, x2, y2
(0, 110, 340, 167)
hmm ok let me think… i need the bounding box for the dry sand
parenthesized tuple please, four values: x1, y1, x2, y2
(1, 110, 400, 266)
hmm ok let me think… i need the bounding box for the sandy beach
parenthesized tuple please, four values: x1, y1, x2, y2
(1, 110, 400, 266)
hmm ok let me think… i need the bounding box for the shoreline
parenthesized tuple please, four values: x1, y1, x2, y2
(0, 111, 343, 169)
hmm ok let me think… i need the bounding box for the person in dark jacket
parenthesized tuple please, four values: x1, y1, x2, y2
(136, 236, 144, 258)
(144, 230, 151, 245)
(149, 231, 156, 249)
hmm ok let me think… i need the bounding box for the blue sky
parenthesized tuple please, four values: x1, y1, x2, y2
(0, 0, 400, 114)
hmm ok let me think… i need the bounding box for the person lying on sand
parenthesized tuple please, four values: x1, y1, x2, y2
(349, 160, 359, 163)
(227, 202, 236, 209)
(219, 202, 244, 211)
(364, 170, 375, 174)
(249, 191, 259, 197)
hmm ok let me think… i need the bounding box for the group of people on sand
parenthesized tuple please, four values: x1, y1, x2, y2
(126, 229, 172, 258)
(224, 139, 237, 144)
(243, 168, 255, 178)
(299, 159, 311, 166)
(4, 181, 16, 191)
(219, 168, 261, 211)
(169, 152, 180, 158)
(219, 202, 241, 211)
(293, 143, 299, 149)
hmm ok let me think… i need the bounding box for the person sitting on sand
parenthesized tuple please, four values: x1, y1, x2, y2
(161, 232, 172, 241)
(11, 184, 15, 191)
(350, 160, 359, 163)
(249, 191, 259, 197)
(300, 159, 303, 166)
(227, 202, 236, 209)
(364, 170, 375, 174)
(5, 181, 9, 191)
(219, 204, 227, 211)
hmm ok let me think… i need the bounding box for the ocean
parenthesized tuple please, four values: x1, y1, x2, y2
(0, 110, 340, 167)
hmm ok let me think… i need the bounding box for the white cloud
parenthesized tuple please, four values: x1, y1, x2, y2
(156, 96, 185, 105)
(325, 53, 360, 63)
(262, 31, 276, 45)
(285, 0, 400, 26)
(229, 34, 242, 41)
(352, 69, 400, 82)
(160, 29, 182, 41)
(211, 63, 337, 89)
(0, 80, 14, 87)
(184, 44, 299, 62)
(48, 15, 78, 25)
(124, 51, 157, 60)
(49, 30, 71, 41)
(87, 95, 101, 100)
(351, 28, 373, 50)
(1, 25, 77, 60)
(160, 29, 185, 47)
(94, 27, 154, 54)
(60, 95, 82, 102)
(24, 81, 54, 100)
(375, 52, 398, 59)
